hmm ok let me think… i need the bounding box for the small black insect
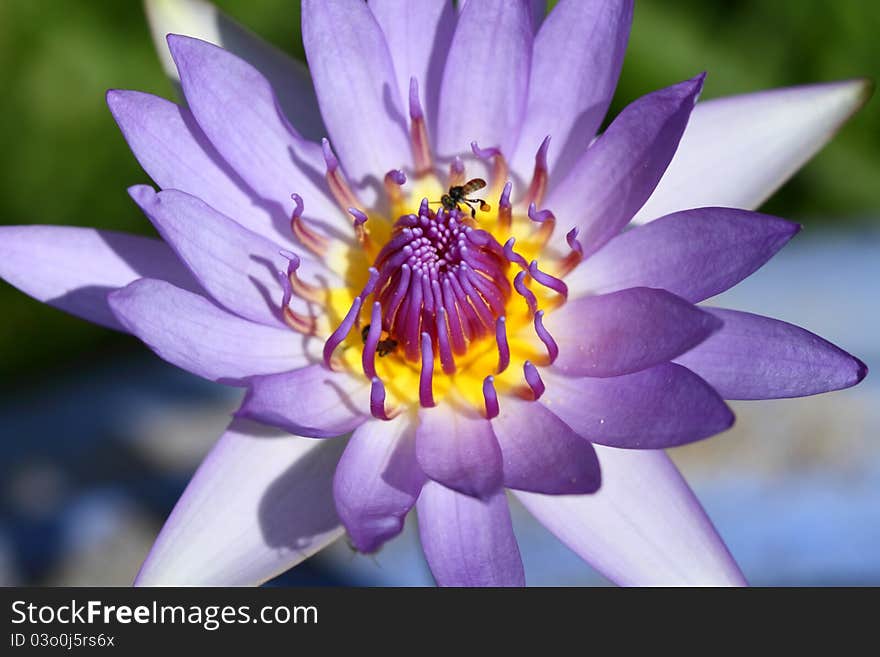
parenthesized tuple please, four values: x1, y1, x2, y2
(361, 324, 399, 357)
(436, 178, 491, 218)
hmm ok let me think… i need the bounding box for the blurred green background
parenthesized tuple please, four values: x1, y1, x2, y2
(0, 0, 877, 388)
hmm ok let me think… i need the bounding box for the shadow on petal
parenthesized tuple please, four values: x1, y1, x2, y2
(258, 434, 348, 551)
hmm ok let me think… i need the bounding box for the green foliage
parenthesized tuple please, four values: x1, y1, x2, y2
(616, 0, 879, 219)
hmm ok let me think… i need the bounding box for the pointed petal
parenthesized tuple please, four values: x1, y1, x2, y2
(136, 418, 345, 586)
(239, 365, 371, 438)
(675, 308, 867, 400)
(515, 446, 746, 586)
(493, 397, 601, 494)
(130, 185, 334, 328)
(167, 35, 338, 227)
(0, 225, 196, 331)
(333, 414, 425, 553)
(511, 0, 633, 181)
(107, 89, 290, 243)
(144, 0, 325, 140)
(302, 0, 411, 190)
(108, 278, 308, 383)
(369, 0, 455, 140)
(437, 0, 532, 157)
(130, 185, 284, 327)
(568, 208, 800, 302)
(546, 75, 704, 254)
(545, 287, 722, 377)
(415, 401, 503, 498)
(541, 364, 734, 449)
(633, 79, 873, 223)
(417, 482, 525, 587)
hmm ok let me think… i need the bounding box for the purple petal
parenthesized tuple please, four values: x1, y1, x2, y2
(634, 80, 873, 223)
(546, 75, 704, 255)
(437, 0, 532, 157)
(144, 0, 326, 140)
(136, 418, 344, 586)
(510, 0, 633, 181)
(369, 0, 455, 141)
(492, 396, 601, 494)
(417, 481, 525, 587)
(108, 278, 309, 383)
(0, 225, 196, 331)
(107, 89, 292, 243)
(415, 401, 503, 498)
(130, 185, 333, 328)
(545, 287, 722, 377)
(166, 35, 338, 225)
(302, 0, 411, 191)
(675, 308, 868, 399)
(526, 0, 547, 31)
(239, 365, 371, 438)
(541, 363, 734, 448)
(515, 445, 746, 586)
(333, 414, 426, 553)
(568, 207, 800, 302)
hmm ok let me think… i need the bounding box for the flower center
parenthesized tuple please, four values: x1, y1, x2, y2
(277, 78, 582, 420)
(372, 208, 510, 365)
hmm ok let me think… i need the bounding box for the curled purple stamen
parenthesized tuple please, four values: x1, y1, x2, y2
(321, 138, 339, 172)
(359, 267, 379, 300)
(503, 238, 529, 270)
(362, 301, 382, 378)
(281, 247, 324, 303)
(470, 141, 507, 183)
(497, 180, 513, 230)
(386, 169, 407, 186)
(289, 193, 327, 256)
(277, 249, 300, 310)
(500, 181, 512, 209)
(566, 227, 583, 256)
(279, 249, 300, 274)
(528, 202, 556, 224)
(348, 207, 368, 227)
(370, 376, 392, 421)
(523, 360, 545, 400)
(495, 316, 510, 373)
(483, 376, 500, 419)
(290, 194, 304, 220)
(534, 310, 559, 363)
(535, 135, 550, 171)
(323, 296, 362, 368)
(529, 260, 568, 299)
(526, 136, 550, 206)
(277, 269, 293, 310)
(471, 141, 501, 161)
(514, 270, 538, 314)
(419, 332, 435, 408)
(322, 138, 360, 211)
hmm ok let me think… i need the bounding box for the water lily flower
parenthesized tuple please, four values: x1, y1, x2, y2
(0, 0, 870, 587)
